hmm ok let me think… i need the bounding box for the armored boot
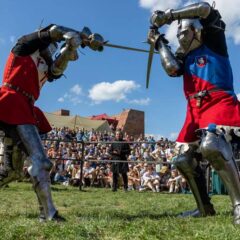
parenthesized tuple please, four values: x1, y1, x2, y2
(179, 203, 216, 217)
(30, 169, 65, 222)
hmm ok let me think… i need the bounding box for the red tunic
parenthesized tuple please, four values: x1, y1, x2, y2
(0, 51, 51, 133)
(176, 45, 240, 143)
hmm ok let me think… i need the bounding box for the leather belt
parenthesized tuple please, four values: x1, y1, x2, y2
(187, 88, 225, 107)
(3, 82, 35, 103)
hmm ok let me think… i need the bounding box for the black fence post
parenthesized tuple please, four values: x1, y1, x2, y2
(79, 141, 85, 191)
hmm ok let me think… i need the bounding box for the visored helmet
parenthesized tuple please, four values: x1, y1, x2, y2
(177, 19, 203, 54)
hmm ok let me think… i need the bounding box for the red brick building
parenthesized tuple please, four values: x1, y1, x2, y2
(52, 108, 145, 137)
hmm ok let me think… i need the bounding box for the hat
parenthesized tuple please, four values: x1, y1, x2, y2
(160, 166, 169, 174)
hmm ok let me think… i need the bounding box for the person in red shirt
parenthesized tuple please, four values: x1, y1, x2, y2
(0, 24, 104, 221)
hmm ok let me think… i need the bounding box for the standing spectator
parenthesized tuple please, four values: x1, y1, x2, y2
(109, 130, 131, 192)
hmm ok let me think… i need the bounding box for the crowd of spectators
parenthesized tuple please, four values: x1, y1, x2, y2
(40, 126, 189, 193)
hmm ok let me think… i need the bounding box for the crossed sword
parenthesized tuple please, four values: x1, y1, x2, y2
(102, 42, 157, 89)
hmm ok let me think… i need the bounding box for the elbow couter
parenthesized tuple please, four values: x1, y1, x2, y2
(164, 62, 180, 76)
(198, 2, 211, 18)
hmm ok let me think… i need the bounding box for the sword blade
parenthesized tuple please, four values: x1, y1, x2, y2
(146, 43, 155, 89)
(104, 43, 158, 54)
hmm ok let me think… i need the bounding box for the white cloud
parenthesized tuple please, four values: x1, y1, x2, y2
(237, 93, 240, 100)
(88, 80, 140, 103)
(165, 21, 179, 49)
(69, 96, 82, 105)
(146, 132, 178, 141)
(57, 84, 83, 105)
(70, 84, 82, 95)
(145, 133, 165, 140)
(168, 132, 178, 141)
(58, 97, 64, 102)
(139, 0, 181, 12)
(139, 0, 240, 45)
(128, 97, 151, 106)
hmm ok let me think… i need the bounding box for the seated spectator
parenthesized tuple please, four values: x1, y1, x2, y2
(128, 165, 141, 190)
(128, 150, 137, 162)
(54, 170, 68, 183)
(98, 146, 111, 162)
(82, 161, 96, 187)
(92, 166, 109, 187)
(142, 165, 160, 192)
(68, 165, 81, 187)
(159, 166, 171, 191)
(167, 169, 182, 193)
(143, 148, 152, 161)
(104, 163, 112, 188)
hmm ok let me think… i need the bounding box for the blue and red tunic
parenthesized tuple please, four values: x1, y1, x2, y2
(177, 45, 240, 143)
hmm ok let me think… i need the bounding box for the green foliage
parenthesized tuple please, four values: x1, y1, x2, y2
(0, 183, 239, 240)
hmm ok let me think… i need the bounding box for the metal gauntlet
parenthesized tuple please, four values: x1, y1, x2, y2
(50, 32, 81, 76)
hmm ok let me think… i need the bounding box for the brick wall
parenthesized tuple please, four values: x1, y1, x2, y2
(117, 109, 144, 137)
(53, 109, 70, 116)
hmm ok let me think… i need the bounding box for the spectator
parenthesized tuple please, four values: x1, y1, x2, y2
(142, 165, 160, 192)
(109, 130, 131, 192)
(167, 169, 182, 193)
(82, 161, 95, 187)
(128, 165, 141, 190)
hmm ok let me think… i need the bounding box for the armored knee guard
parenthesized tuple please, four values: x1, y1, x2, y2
(200, 126, 240, 224)
(16, 125, 53, 177)
(173, 145, 215, 216)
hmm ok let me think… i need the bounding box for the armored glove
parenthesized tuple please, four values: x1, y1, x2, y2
(150, 9, 173, 28)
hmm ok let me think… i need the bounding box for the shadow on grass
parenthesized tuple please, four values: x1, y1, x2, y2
(76, 210, 178, 221)
(51, 186, 69, 192)
(75, 208, 234, 222)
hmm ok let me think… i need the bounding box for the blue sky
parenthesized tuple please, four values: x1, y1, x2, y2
(0, 0, 240, 140)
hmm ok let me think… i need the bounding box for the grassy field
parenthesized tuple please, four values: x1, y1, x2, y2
(0, 183, 240, 240)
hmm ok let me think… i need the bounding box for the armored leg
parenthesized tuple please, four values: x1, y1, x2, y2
(16, 125, 64, 221)
(16, 125, 52, 177)
(173, 145, 215, 217)
(200, 129, 240, 224)
(31, 170, 57, 221)
(0, 138, 24, 188)
(35, 191, 46, 222)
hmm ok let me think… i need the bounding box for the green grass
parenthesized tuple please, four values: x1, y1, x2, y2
(0, 183, 240, 240)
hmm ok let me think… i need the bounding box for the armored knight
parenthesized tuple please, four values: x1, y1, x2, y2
(148, 2, 240, 224)
(0, 24, 104, 221)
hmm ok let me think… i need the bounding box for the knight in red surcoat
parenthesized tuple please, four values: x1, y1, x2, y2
(0, 24, 104, 222)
